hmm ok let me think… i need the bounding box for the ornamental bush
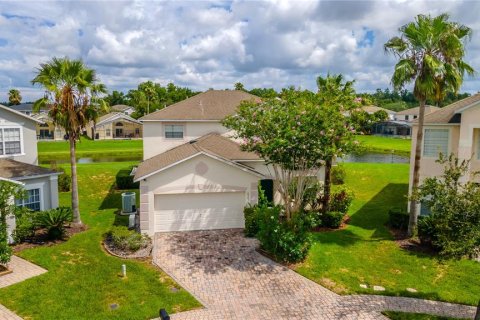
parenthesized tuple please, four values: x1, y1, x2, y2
(331, 164, 346, 185)
(12, 208, 37, 243)
(34, 207, 73, 240)
(387, 207, 409, 230)
(244, 206, 259, 237)
(319, 211, 345, 228)
(329, 187, 354, 213)
(256, 206, 314, 263)
(116, 167, 139, 190)
(107, 226, 150, 252)
(58, 172, 71, 192)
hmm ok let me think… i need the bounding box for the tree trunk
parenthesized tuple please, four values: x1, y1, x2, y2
(323, 159, 333, 213)
(408, 99, 426, 237)
(69, 137, 82, 225)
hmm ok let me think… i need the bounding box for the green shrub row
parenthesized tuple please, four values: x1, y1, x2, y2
(116, 168, 139, 190)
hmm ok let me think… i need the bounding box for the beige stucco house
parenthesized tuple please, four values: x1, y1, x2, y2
(111, 104, 135, 116)
(0, 104, 60, 241)
(87, 112, 143, 140)
(32, 113, 66, 141)
(396, 105, 440, 122)
(135, 90, 324, 235)
(362, 105, 396, 120)
(409, 93, 480, 213)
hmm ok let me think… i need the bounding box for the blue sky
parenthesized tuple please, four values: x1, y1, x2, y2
(0, 0, 479, 101)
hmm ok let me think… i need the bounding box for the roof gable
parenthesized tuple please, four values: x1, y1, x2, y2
(421, 93, 480, 124)
(140, 90, 261, 121)
(0, 104, 43, 123)
(96, 112, 141, 126)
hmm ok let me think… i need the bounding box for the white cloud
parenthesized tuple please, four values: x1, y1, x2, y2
(0, 0, 478, 101)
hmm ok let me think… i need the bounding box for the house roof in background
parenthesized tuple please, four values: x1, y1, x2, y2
(362, 105, 396, 114)
(134, 133, 261, 180)
(396, 105, 440, 115)
(140, 90, 261, 121)
(111, 104, 134, 112)
(96, 112, 142, 126)
(0, 104, 43, 123)
(0, 158, 59, 180)
(421, 93, 480, 124)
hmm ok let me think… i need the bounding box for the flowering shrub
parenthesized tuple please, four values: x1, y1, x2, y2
(256, 206, 315, 263)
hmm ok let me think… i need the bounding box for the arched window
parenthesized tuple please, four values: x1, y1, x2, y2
(115, 122, 123, 126)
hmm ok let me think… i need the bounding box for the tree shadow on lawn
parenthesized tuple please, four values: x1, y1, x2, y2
(314, 183, 409, 247)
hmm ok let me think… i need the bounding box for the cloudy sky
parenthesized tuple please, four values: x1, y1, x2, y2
(0, 0, 479, 101)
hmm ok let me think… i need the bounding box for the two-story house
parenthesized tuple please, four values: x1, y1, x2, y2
(409, 93, 480, 214)
(0, 104, 60, 240)
(134, 90, 324, 235)
(395, 105, 440, 122)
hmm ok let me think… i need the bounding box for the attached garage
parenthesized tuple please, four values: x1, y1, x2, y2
(154, 192, 246, 232)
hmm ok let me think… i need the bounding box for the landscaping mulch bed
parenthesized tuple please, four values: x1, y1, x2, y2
(312, 215, 350, 232)
(389, 227, 437, 256)
(103, 238, 152, 260)
(13, 224, 87, 253)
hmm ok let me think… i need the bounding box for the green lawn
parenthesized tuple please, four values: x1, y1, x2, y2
(38, 138, 143, 161)
(355, 135, 411, 155)
(294, 163, 480, 305)
(383, 311, 466, 320)
(0, 162, 200, 319)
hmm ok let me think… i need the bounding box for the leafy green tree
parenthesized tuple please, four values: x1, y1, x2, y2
(105, 90, 127, 106)
(384, 13, 474, 236)
(249, 88, 278, 98)
(223, 89, 326, 219)
(234, 82, 245, 91)
(316, 74, 359, 212)
(0, 180, 24, 264)
(8, 89, 22, 105)
(32, 57, 107, 225)
(413, 154, 480, 259)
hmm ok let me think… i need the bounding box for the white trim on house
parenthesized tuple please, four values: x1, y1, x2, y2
(141, 119, 220, 123)
(412, 123, 461, 127)
(0, 177, 24, 185)
(96, 113, 142, 126)
(0, 125, 25, 158)
(0, 104, 43, 124)
(135, 152, 264, 182)
(16, 182, 45, 211)
(454, 101, 480, 114)
(14, 171, 62, 181)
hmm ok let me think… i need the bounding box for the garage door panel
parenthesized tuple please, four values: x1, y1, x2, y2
(154, 192, 245, 232)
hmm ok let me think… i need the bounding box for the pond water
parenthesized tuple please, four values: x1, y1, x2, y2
(342, 152, 409, 164)
(40, 152, 409, 165)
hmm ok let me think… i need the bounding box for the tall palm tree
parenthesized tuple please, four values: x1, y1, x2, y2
(32, 57, 107, 225)
(8, 89, 22, 105)
(384, 13, 474, 236)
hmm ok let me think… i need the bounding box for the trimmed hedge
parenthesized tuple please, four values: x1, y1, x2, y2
(387, 207, 409, 230)
(116, 167, 139, 190)
(320, 211, 345, 228)
(58, 172, 71, 192)
(244, 206, 259, 237)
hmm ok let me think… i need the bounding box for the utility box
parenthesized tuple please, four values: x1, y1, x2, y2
(121, 192, 136, 214)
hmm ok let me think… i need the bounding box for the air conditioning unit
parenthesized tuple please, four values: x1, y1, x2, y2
(121, 192, 136, 214)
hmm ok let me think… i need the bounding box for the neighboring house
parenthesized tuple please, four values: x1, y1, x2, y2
(409, 93, 480, 214)
(135, 90, 325, 235)
(0, 104, 60, 241)
(8, 103, 48, 116)
(362, 105, 396, 120)
(87, 112, 143, 140)
(372, 121, 411, 137)
(395, 105, 440, 122)
(111, 104, 135, 116)
(32, 113, 66, 141)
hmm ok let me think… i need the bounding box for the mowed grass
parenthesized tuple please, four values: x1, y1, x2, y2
(355, 135, 411, 155)
(0, 162, 200, 320)
(294, 163, 480, 305)
(383, 311, 466, 320)
(38, 137, 143, 160)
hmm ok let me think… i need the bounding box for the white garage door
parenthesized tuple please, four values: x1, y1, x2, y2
(154, 192, 246, 232)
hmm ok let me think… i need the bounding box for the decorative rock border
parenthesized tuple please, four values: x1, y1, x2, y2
(102, 240, 152, 260)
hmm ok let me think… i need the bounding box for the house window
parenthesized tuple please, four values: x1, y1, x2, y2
(423, 128, 449, 157)
(165, 125, 184, 139)
(413, 115, 418, 119)
(0, 128, 22, 156)
(106, 129, 111, 136)
(135, 128, 140, 135)
(16, 188, 41, 211)
(115, 122, 123, 126)
(405, 115, 409, 121)
(420, 202, 431, 216)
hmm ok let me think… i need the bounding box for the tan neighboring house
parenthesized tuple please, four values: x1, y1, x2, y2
(0, 104, 60, 242)
(87, 112, 143, 140)
(32, 113, 66, 141)
(395, 105, 440, 122)
(134, 90, 325, 235)
(409, 93, 480, 214)
(111, 104, 135, 116)
(362, 105, 396, 120)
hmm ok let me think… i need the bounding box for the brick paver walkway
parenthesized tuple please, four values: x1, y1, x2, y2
(153, 229, 477, 320)
(0, 255, 47, 320)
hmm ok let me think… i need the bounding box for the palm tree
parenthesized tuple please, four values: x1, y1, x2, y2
(8, 89, 22, 105)
(384, 13, 474, 236)
(32, 57, 107, 225)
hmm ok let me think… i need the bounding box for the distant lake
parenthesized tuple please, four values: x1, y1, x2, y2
(40, 151, 409, 165)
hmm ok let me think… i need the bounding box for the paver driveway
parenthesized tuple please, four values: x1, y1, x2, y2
(153, 229, 476, 320)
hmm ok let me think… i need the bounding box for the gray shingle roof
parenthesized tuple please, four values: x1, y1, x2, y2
(420, 93, 480, 124)
(0, 159, 59, 180)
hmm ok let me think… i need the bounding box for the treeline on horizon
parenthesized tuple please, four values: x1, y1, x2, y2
(4, 81, 473, 119)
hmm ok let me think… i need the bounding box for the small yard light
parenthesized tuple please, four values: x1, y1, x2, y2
(122, 264, 126, 277)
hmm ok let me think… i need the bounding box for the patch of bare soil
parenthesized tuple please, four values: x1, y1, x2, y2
(389, 227, 437, 255)
(12, 224, 87, 253)
(312, 215, 350, 232)
(103, 238, 152, 260)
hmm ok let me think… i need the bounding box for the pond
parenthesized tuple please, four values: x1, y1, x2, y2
(40, 152, 409, 165)
(342, 152, 409, 164)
